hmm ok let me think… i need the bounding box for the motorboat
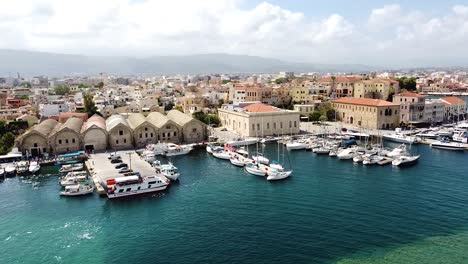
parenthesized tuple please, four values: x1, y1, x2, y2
(342, 130, 369, 138)
(337, 148, 358, 160)
(260, 136, 280, 144)
(452, 129, 468, 143)
(329, 148, 339, 157)
(60, 174, 88, 186)
(362, 155, 384, 165)
(142, 150, 157, 163)
(252, 154, 269, 165)
(383, 132, 420, 144)
(212, 149, 231, 160)
(16, 161, 29, 175)
(286, 141, 307, 150)
(59, 163, 84, 173)
(415, 130, 438, 139)
(106, 175, 170, 199)
(386, 144, 408, 158)
(430, 139, 466, 151)
(158, 163, 180, 181)
(230, 154, 246, 167)
(164, 143, 193, 157)
(392, 155, 420, 167)
(60, 184, 94, 196)
(226, 138, 258, 147)
(353, 155, 364, 163)
(245, 163, 266, 176)
(313, 147, 330, 155)
(5, 164, 16, 175)
(266, 169, 292, 181)
(28, 161, 41, 174)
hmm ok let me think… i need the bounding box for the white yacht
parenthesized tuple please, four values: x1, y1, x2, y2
(59, 163, 84, 173)
(392, 155, 420, 167)
(60, 174, 88, 186)
(106, 175, 170, 199)
(164, 143, 193, 157)
(430, 139, 466, 151)
(245, 163, 266, 176)
(0, 167, 5, 178)
(266, 169, 292, 181)
(212, 149, 232, 160)
(16, 161, 29, 175)
(5, 164, 16, 175)
(230, 154, 246, 167)
(158, 163, 180, 181)
(383, 131, 419, 144)
(286, 141, 307, 150)
(342, 130, 370, 138)
(28, 161, 41, 174)
(60, 184, 94, 196)
(452, 129, 468, 143)
(227, 138, 258, 147)
(386, 144, 408, 158)
(142, 150, 157, 163)
(260, 137, 280, 144)
(337, 148, 358, 160)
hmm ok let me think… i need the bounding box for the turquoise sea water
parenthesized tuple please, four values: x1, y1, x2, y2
(1, 143, 468, 264)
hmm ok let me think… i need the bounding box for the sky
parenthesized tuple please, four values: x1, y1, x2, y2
(1, 0, 468, 67)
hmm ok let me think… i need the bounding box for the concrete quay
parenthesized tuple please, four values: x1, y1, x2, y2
(86, 150, 168, 194)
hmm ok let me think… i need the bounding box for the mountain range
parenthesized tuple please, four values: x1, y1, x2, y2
(0, 49, 377, 76)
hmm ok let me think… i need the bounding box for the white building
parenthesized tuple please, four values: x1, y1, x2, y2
(39, 100, 69, 117)
(424, 99, 445, 124)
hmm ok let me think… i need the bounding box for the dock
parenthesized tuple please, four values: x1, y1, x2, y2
(86, 150, 169, 195)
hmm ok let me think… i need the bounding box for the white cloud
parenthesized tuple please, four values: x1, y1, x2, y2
(0, 0, 468, 67)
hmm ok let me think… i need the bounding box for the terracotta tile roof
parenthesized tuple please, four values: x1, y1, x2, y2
(395, 91, 425, 98)
(332, 97, 399, 107)
(374, 78, 399, 84)
(242, 103, 279, 113)
(441, 96, 466, 105)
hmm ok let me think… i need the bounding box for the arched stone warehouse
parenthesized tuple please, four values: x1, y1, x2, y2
(166, 110, 206, 143)
(49, 117, 83, 154)
(128, 113, 158, 148)
(17, 119, 58, 157)
(106, 114, 133, 150)
(81, 115, 108, 152)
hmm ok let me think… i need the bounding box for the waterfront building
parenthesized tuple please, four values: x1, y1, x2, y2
(147, 112, 181, 143)
(48, 117, 83, 154)
(424, 99, 445, 124)
(81, 115, 108, 152)
(128, 113, 158, 148)
(332, 97, 400, 129)
(440, 96, 467, 122)
(106, 115, 133, 150)
(166, 110, 206, 143)
(16, 119, 58, 157)
(393, 92, 426, 126)
(218, 102, 300, 137)
(354, 79, 400, 100)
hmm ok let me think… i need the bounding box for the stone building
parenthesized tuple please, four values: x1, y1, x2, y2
(166, 110, 206, 143)
(49, 117, 84, 154)
(393, 92, 426, 126)
(353, 79, 400, 100)
(147, 112, 181, 143)
(332, 97, 400, 129)
(81, 115, 108, 152)
(128, 113, 158, 148)
(17, 119, 58, 156)
(106, 114, 133, 149)
(218, 102, 300, 137)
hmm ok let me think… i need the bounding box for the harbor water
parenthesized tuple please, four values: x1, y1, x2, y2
(1, 143, 468, 263)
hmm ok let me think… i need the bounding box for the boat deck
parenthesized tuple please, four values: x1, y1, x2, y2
(86, 150, 169, 191)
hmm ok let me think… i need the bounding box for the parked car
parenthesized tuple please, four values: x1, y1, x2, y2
(110, 158, 123, 164)
(107, 153, 121, 160)
(114, 163, 128, 169)
(118, 168, 133, 174)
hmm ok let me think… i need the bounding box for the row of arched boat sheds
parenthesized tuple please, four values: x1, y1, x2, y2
(16, 110, 207, 156)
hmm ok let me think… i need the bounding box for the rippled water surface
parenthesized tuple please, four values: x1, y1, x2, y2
(1, 143, 468, 264)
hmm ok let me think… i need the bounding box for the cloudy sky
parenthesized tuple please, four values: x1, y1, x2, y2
(1, 0, 468, 67)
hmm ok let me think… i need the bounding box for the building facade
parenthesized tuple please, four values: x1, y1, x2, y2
(393, 92, 426, 125)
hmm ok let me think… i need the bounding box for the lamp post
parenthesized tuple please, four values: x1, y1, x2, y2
(126, 152, 133, 170)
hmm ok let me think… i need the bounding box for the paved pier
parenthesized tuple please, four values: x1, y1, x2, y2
(86, 150, 168, 188)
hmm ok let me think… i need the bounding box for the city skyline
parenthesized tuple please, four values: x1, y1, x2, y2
(1, 0, 468, 67)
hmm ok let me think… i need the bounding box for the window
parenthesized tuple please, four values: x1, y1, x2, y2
(289, 121, 292, 128)
(126, 188, 131, 192)
(273, 123, 276, 129)
(124, 139, 127, 143)
(148, 181, 157, 185)
(280, 122, 283, 129)
(192, 128, 197, 132)
(145, 133, 148, 138)
(257, 124, 260, 131)
(119, 130, 123, 135)
(174, 132, 177, 137)
(137, 187, 141, 190)
(139, 133, 142, 138)
(116, 140, 119, 144)
(33, 143, 38, 147)
(58, 139, 62, 144)
(294, 121, 297, 128)
(65, 139, 69, 144)
(150, 133, 153, 137)
(148, 185, 152, 188)
(145, 127, 148, 131)
(72, 138, 75, 143)
(267, 123, 270, 129)
(162, 132, 166, 137)
(119, 189, 124, 193)
(252, 124, 255, 131)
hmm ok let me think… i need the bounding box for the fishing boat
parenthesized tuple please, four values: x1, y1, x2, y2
(60, 184, 94, 196)
(16, 161, 29, 175)
(164, 143, 193, 157)
(245, 162, 266, 176)
(60, 174, 88, 186)
(226, 137, 258, 147)
(157, 163, 180, 181)
(105, 175, 170, 199)
(28, 161, 41, 174)
(5, 164, 16, 175)
(392, 155, 420, 167)
(430, 139, 466, 151)
(59, 163, 84, 173)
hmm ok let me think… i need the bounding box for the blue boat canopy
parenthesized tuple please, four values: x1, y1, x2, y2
(57, 151, 85, 158)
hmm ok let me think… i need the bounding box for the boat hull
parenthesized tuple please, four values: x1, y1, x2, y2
(245, 166, 266, 176)
(106, 184, 168, 199)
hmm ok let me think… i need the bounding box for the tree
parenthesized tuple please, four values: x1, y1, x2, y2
(54, 85, 70, 95)
(20, 82, 32, 88)
(275, 77, 289, 84)
(0, 120, 6, 135)
(164, 102, 175, 111)
(0, 132, 15, 155)
(83, 94, 98, 116)
(397, 77, 417, 91)
(192, 112, 220, 126)
(326, 108, 336, 121)
(309, 111, 322, 121)
(96, 81, 104, 89)
(174, 105, 184, 112)
(78, 83, 90, 88)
